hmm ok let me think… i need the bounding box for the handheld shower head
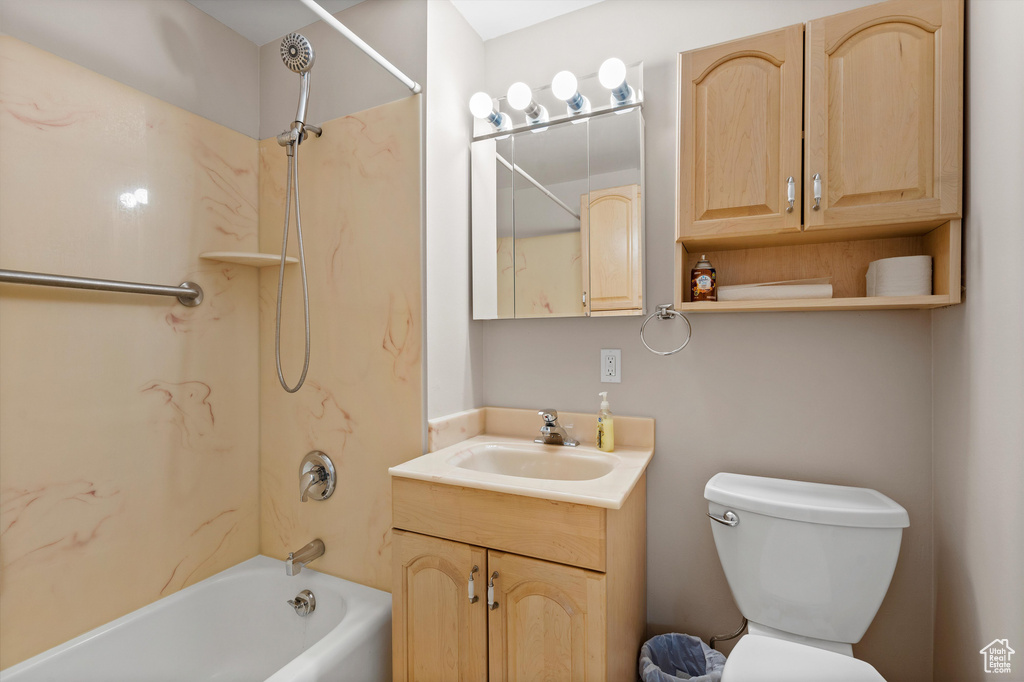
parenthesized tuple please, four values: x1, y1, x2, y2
(281, 33, 315, 73)
(281, 33, 315, 125)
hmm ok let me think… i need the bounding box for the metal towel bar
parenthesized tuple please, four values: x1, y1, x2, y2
(0, 268, 203, 306)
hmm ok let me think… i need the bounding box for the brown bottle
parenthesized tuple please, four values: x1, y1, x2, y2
(691, 255, 717, 302)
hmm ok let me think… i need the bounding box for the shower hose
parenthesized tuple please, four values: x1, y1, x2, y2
(275, 138, 311, 393)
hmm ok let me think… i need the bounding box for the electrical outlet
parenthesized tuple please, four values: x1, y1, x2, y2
(600, 349, 621, 383)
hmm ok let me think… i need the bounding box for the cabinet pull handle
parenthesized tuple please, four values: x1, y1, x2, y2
(487, 571, 499, 610)
(468, 565, 479, 604)
(812, 173, 822, 211)
(786, 176, 795, 212)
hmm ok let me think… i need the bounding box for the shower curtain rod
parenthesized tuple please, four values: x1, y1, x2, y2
(496, 154, 581, 221)
(0, 268, 203, 306)
(298, 0, 422, 94)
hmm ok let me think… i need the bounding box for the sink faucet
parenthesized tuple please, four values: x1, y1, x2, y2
(286, 539, 325, 576)
(534, 410, 579, 447)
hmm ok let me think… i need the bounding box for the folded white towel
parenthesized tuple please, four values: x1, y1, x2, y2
(717, 278, 833, 301)
(866, 256, 931, 297)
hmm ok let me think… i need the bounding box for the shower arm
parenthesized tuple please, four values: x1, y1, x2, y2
(298, 0, 422, 94)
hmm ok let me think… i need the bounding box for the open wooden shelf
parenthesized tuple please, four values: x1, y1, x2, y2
(199, 252, 298, 267)
(676, 294, 953, 313)
(674, 221, 961, 313)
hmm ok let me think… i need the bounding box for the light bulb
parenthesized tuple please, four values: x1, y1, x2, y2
(551, 71, 578, 101)
(506, 82, 533, 111)
(598, 58, 627, 89)
(469, 92, 495, 119)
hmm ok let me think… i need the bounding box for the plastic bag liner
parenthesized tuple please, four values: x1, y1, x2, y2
(639, 634, 727, 682)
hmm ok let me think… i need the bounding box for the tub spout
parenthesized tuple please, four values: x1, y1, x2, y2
(286, 539, 325, 576)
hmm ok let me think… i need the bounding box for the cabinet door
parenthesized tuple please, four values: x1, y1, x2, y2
(678, 24, 804, 246)
(581, 184, 643, 314)
(487, 551, 606, 682)
(392, 530, 488, 682)
(804, 0, 962, 232)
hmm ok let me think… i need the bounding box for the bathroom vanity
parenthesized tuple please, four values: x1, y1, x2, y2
(389, 409, 653, 681)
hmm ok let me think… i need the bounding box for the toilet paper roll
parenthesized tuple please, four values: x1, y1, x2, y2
(866, 256, 932, 297)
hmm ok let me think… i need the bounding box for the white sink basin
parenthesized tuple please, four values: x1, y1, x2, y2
(448, 442, 616, 481)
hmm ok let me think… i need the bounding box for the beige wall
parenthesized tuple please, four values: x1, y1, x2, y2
(425, 0, 485, 419)
(257, 96, 423, 591)
(0, 0, 259, 138)
(0, 37, 260, 667)
(932, 0, 1024, 677)
(478, 1, 935, 680)
(258, 0, 427, 140)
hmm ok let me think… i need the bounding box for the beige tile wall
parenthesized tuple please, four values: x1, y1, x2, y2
(257, 96, 423, 591)
(0, 37, 260, 667)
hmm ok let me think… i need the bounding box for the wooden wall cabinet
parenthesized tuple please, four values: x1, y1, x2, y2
(675, 0, 963, 312)
(582, 184, 644, 315)
(392, 476, 646, 681)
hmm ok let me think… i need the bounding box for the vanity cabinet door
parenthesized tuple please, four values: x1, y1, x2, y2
(582, 184, 643, 314)
(487, 550, 606, 682)
(803, 0, 962, 232)
(392, 530, 488, 682)
(678, 24, 804, 246)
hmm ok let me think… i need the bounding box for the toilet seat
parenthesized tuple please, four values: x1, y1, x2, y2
(721, 635, 886, 682)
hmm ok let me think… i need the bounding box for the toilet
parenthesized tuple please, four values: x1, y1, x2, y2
(704, 472, 910, 681)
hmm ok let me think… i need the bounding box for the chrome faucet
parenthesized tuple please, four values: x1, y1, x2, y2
(534, 410, 579, 447)
(286, 539, 325, 576)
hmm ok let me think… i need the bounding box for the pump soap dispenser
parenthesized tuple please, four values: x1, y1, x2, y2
(596, 392, 615, 453)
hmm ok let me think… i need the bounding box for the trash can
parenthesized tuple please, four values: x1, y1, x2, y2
(638, 633, 727, 682)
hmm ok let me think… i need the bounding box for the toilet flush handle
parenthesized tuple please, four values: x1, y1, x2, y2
(707, 510, 739, 527)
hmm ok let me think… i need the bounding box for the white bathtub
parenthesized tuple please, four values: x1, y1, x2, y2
(0, 556, 392, 682)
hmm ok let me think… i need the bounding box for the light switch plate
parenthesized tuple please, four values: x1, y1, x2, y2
(600, 349, 621, 383)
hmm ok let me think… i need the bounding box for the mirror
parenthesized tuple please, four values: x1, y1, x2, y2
(472, 107, 645, 319)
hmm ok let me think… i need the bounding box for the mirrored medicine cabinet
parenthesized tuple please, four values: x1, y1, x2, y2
(471, 77, 645, 320)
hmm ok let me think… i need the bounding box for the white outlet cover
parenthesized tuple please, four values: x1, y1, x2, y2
(600, 348, 621, 383)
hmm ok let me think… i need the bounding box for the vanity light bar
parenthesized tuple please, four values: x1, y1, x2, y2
(468, 58, 638, 129)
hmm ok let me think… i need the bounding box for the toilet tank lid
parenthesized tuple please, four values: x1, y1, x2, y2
(704, 473, 909, 529)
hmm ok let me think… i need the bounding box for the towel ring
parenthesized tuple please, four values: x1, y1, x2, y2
(640, 304, 692, 356)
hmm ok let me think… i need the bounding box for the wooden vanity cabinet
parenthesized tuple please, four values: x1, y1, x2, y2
(391, 476, 647, 682)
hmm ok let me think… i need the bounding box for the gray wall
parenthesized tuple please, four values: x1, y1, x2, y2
(258, 0, 426, 139)
(932, 0, 1024, 678)
(425, 0, 485, 418)
(478, 1, 934, 680)
(0, 0, 259, 137)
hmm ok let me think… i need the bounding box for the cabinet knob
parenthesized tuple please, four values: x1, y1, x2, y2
(487, 571, 499, 610)
(786, 176, 795, 212)
(812, 173, 822, 211)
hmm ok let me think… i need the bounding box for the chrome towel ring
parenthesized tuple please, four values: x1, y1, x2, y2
(640, 304, 692, 356)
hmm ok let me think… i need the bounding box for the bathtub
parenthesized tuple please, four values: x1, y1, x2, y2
(0, 555, 392, 682)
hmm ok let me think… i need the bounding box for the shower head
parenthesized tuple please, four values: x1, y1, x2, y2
(281, 33, 315, 73)
(281, 33, 315, 126)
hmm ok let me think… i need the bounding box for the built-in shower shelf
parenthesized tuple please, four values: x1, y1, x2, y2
(200, 252, 299, 267)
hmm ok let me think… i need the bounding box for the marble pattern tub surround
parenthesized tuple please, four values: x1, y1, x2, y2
(0, 37, 260, 668)
(258, 96, 423, 592)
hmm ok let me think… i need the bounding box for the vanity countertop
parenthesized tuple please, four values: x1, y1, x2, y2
(391, 407, 654, 509)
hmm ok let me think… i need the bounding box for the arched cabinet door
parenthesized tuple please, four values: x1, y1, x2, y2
(678, 23, 804, 246)
(581, 184, 643, 314)
(487, 551, 606, 682)
(804, 0, 962, 231)
(392, 530, 488, 681)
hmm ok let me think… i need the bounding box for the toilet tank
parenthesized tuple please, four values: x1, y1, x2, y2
(704, 473, 909, 645)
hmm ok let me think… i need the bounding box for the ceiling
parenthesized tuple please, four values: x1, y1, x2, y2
(186, 0, 364, 45)
(450, 0, 606, 41)
(187, 0, 607, 46)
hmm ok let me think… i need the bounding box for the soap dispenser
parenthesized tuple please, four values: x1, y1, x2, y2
(596, 391, 615, 453)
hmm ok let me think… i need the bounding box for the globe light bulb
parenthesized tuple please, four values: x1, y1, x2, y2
(506, 82, 533, 111)
(598, 57, 627, 89)
(551, 71, 578, 101)
(469, 92, 495, 119)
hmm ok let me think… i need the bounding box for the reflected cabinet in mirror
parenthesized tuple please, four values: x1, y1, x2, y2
(472, 107, 644, 319)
